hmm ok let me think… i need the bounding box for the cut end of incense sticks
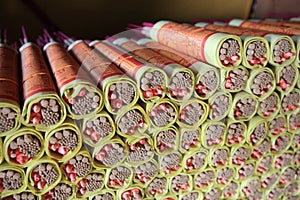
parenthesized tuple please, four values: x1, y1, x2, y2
(127, 138, 153, 163)
(205, 124, 225, 147)
(259, 93, 278, 117)
(181, 192, 199, 200)
(93, 192, 114, 200)
(194, 170, 214, 189)
(156, 129, 177, 153)
(63, 154, 91, 182)
(238, 163, 255, 179)
(118, 109, 144, 135)
(31, 163, 59, 190)
(234, 97, 256, 119)
(223, 182, 238, 198)
(135, 161, 158, 183)
(84, 116, 113, 143)
(211, 94, 230, 119)
(257, 155, 272, 174)
(278, 65, 296, 91)
(251, 71, 273, 97)
(179, 102, 204, 126)
(108, 166, 131, 187)
(171, 174, 190, 192)
(0, 107, 17, 133)
(282, 91, 299, 112)
(211, 148, 228, 168)
(161, 153, 180, 175)
(95, 143, 125, 167)
(269, 116, 286, 135)
(43, 183, 73, 200)
(149, 102, 176, 127)
(141, 70, 165, 99)
(246, 41, 267, 65)
(217, 167, 234, 184)
(108, 82, 135, 112)
(227, 123, 245, 145)
(77, 173, 104, 196)
(196, 70, 218, 97)
(30, 98, 61, 126)
(169, 72, 193, 100)
(232, 146, 250, 165)
(147, 177, 167, 196)
(273, 39, 294, 64)
(225, 68, 248, 91)
(289, 112, 300, 131)
(219, 39, 240, 66)
(3, 192, 36, 200)
(0, 170, 23, 192)
(121, 187, 142, 200)
(185, 151, 206, 171)
(181, 129, 199, 150)
(48, 129, 78, 156)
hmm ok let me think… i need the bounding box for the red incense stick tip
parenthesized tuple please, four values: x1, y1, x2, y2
(21, 26, 28, 42)
(142, 22, 154, 27)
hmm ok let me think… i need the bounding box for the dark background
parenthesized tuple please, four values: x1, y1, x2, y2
(0, 0, 299, 43)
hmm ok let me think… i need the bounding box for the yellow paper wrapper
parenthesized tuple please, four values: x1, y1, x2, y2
(208, 146, 230, 168)
(260, 170, 280, 190)
(145, 175, 169, 198)
(246, 116, 269, 146)
(2, 190, 38, 200)
(257, 91, 280, 120)
(287, 109, 300, 134)
(240, 177, 262, 199)
(3, 127, 44, 168)
(104, 164, 133, 190)
(92, 137, 129, 169)
(45, 118, 82, 162)
(117, 185, 144, 200)
(193, 167, 216, 191)
(26, 157, 61, 195)
(230, 144, 253, 166)
(273, 150, 294, 170)
(255, 154, 274, 175)
(201, 120, 226, 149)
(80, 111, 115, 147)
(0, 164, 27, 198)
(89, 189, 116, 200)
(0, 138, 3, 164)
(182, 149, 208, 175)
(158, 151, 183, 177)
(157, 194, 178, 200)
(225, 119, 247, 147)
(75, 169, 105, 199)
(264, 187, 284, 200)
(268, 114, 287, 136)
(270, 132, 292, 155)
(153, 125, 179, 155)
(280, 88, 300, 115)
(179, 190, 203, 200)
(235, 160, 256, 181)
(208, 91, 232, 121)
(41, 181, 75, 200)
(169, 173, 193, 195)
(179, 127, 201, 154)
(220, 180, 240, 199)
(220, 66, 249, 93)
(133, 159, 159, 185)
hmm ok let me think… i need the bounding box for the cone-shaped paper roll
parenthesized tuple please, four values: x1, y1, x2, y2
(104, 164, 133, 190)
(0, 164, 27, 198)
(45, 119, 82, 162)
(208, 146, 230, 168)
(76, 170, 105, 199)
(245, 67, 276, 100)
(153, 126, 179, 155)
(280, 88, 300, 115)
(158, 151, 183, 177)
(150, 20, 243, 69)
(177, 99, 209, 129)
(225, 119, 247, 147)
(115, 104, 150, 138)
(41, 181, 75, 200)
(114, 38, 195, 103)
(271, 63, 299, 94)
(179, 127, 201, 154)
(19, 43, 66, 131)
(133, 159, 159, 185)
(44, 41, 104, 119)
(137, 38, 220, 100)
(0, 44, 21, 137)
(3, 127, 44, 168)
(220, 66, 249, 93)
(92, 137, 128, 169)
(61, 149, 93, 184)
(221, 181, 240, 199)
(179, 190, 203, 200)
(195, 22, 270, 69)
(235, 161, 256, 180)
(80, 111, 115, 147)
(257, 92, 280, 120)
(169, 173, 193, 195)
(26, 157, 61, 195)
(144, 98, 178, 131)
(193, 167, 216, 191)
(201, 121, 226, 149)
(246, 116, 269, 146)
(268, 114, 287, 136)
(91, 40, 168, 103)
(228, 91, 258, 122)
(182, 149, 208, 175)
(208, 92, 232, 121)
(117, 185, 144, 200)
(89, 189, 116, 200)
(145, 175, 169, 198)
(2, 190, 38, 200)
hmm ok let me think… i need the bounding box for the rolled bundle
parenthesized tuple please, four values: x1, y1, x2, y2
(137, 38, 220, 100)
(125, 136, 154, 166)
(179, 128, 201, 153)
(169, 173, 193, 195)
(256, 154, 273, 175)
(220, 66, 249, 93)
(261, 170, 280, 190)
(279, 166, 297, 186)
(203, 188, 222, 200)
(19, 42, 66, 131)
(208, 147, 230, 168)
(2, 190, 38, 200)
(177, 99, 209, 129)
(193, 168, 216, 191)
(287, 109, 300, 133)
(145, 98, 178, 130)
(45, 119, 82, 162)
(0, 164, 27, 198)
(182, 149, 208, 174)
(293, 149, 300, 166)
(26, 157, 61, 195)
(268, 114, 287, 135)
(92, 137, 128, 169)
(153, 126, 179, 155)
(194, 22, 270, 68)
(133, 159, 158, 185)
(61, 150, 92, 183)
(44, 41, 104, 118)
(215, 166, 235, 186)
(3, 127, 44, 168)
(0, 138, 3, 164)
(246, 116, 269, 146)
(76, 170, 105, 199)
(150, 20, 243, 69)
(272, 63, 298, 94)
(257, 92, 280, 119)
(115, 105, 149, 138)
(270, 133, 292, 154)
(221, 181, 240, 199)
(228, 91, 258, 121)
(236, 161, 255, 180)
(104, 164, 132, 190)
(208, 92, 232, 121)
(230, 144, 252, 166)
(284, 181, 299, 197)
(229, 19, 297, 67)
(292, 133, 300, 150)
(0, 44, 21, 137)
(145, 175, 169, 198)
(89, 190, 116, 200)
(114, 38, 195, 103)
(226, 120, 247, 146)
(179, 191, 203, 200)
(159, 151, 183, 177)
(41, 181, 74, 200)
(280, 88, 300, 114)
(274, 151, 294, 169)
(117, 185, 144, 200)
(80, 111, 115, 147)
(67, 40, 138, 114)
(251, 138, 271, 160)
(90, 40, 168, 102)
(240, 177, 263, 199)
(245, 67, 276, 100)
(265, 187, 284, 200)
(201, 121, 226, 149)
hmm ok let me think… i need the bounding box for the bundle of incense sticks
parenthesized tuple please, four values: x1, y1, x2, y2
(1, 18, 300, 200)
